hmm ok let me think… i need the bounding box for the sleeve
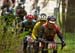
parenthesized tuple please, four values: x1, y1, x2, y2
(20, 21, 26, 32)
(32, 24, 38, 40)
(55, 25, 65, 43)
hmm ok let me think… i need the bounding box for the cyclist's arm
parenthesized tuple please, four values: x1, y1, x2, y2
(32, 24, 39, 40)
(20, 21, 27, 32)
(56, 26, 66, 49)
(57, 31, 65, 43)
(32, 27, 37, 40)
(56, 25, 65, 43)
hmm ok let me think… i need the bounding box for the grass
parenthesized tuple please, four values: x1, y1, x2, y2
(57, 33, 75, 53)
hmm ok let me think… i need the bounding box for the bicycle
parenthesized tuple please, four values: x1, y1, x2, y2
(37, 38, 63, 53)
(26, 35, 34, 53)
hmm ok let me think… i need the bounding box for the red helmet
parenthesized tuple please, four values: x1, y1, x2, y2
(26, 15, 34, 19)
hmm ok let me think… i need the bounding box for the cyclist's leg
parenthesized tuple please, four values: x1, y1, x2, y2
(41, 42, 48, 53)
(53, 43, 57, 53)
(23, 42, 27, 53)
(23, 38, 27, 53)
(34, 41, 39, 53)
(53, 49, 57, 53)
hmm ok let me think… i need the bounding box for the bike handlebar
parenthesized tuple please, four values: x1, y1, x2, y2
(34, 38, 65, 50)
(34, 38, 62, 44)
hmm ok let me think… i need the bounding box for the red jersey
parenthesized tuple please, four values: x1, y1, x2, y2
(40, 23, 60, 40)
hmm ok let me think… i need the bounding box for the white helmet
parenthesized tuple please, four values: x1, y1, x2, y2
(38, 13, 47, 21)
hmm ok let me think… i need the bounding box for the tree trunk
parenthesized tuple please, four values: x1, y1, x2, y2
(62, 0, 66, 32)
(65, 0, 75, 32)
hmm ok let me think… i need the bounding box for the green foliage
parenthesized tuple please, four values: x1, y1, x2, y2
(0, 16, 23, 53)
(56, 33, 75, 53)
(19, 31, 30, 40)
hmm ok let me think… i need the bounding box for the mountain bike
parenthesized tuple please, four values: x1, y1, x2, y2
(37, 38, 63, 53)
(26, 35, 34, 53)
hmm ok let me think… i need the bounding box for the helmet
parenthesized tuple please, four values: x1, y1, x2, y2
(26, 15, 34, 19)
(47, 16, 56, 23)
(38, 13, 47, 21)
(18, 2, 22, 5)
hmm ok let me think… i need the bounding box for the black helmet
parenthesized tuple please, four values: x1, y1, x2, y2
(47, 16, 56, 23)
(18, 2, 22, 5)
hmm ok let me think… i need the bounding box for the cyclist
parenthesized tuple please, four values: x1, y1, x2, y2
(1, 7, 13, 16)
(2, 0, 11, 9)
(1, 7, 8, 16)
(20, 0, 26, 4)
(10, 0, 16, 7)
(38, 16, 66, 53)
(21, 14, 36, 53)
(16, 3, 27, 22)
(32, 13, 47, 53)
(32, 13, 47, 40)
(34, 6, 40, 20)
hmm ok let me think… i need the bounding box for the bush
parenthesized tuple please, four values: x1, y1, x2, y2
(0, 15, 24, 53)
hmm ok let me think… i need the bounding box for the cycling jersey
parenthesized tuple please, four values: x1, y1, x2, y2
(16, 7, 27, 21)
(32, 21, 46, 40)
(21, 19, 36, 34)
(39, 22, 64, 42)
(22, 19, 36, 53)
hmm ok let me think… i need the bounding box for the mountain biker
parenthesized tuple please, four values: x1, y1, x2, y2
(1, 7, 8, 16)
(16, 3, 27, 22)
(20, 0, 26, 4)
(34, 6, 40, 20)
(38, 16, 66, 53)
(1, 7, 13, 16)
(1, 0, 11, 9)
(21, 14, 36, 53)
(10, 0, 16, 7)
(32, 13, 47, 40)
(32, 13, 47, 53)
